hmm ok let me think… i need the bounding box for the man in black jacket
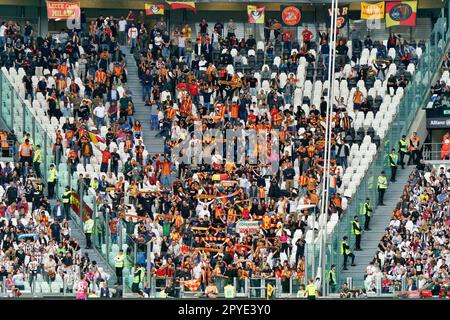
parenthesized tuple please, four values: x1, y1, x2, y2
(100, 281, 111, 298)
(5, 181, 18, 205)
(336, 142, 350, 169)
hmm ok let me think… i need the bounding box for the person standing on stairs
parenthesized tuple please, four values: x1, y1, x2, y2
(352, 215, 362, 251)
(62, 186, 72, 221)
(47, 164, 58, 199)
(388, 148, 399, 182)
(377, 171, 388, 206)
(84, 214, 94, 249)
(398, 135, 408, 169)
(143, 69, 153, 102)
(327, 265, 337, 293)
(150, 100, 159, 130)
(128, 24, 138, 53)
(341, 236, 356, 270)
(114, 250, 125, 284)
(363, 198, 373, 231)
(408, 132, 421, 166)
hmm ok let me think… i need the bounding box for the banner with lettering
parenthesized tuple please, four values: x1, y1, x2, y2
(236, 220, 260, 234)
(247, 5, 265, 24)
(46, 1, 80, 20)
(361, 2, 385, 19)
(327, 5, 349, 29)
(280, 5, 302, 26)
(386, 1, 417, 27)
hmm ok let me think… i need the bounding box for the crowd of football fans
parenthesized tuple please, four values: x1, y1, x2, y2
(364, 163, 449, 296)
(0, 12, 428, 298)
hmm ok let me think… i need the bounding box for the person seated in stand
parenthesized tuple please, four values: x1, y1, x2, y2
(397, 75, 409, 90)
(359, 97, 372, 116)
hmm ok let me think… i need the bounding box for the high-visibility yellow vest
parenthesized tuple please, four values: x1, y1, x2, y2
(341, 241, 350, 255)
(115, 254, 125, 268)
(399, 140, 408, 153)
(33, 149, 42, 163)
(363, 203, 372, 217)
(90, 180, 98, 190)
(224, 285, 236, 298)
(351, 220, 361, 235)
(48, 168, 57, 182)
(306, 284, 316, 296)
(389, 153, 398, 167)
(377, 175, 388, 189)
(133, 268, 142, 284)
(328, 270, 336, 285)
(84, 219, 94, 234)
(62, 191, 71, 204)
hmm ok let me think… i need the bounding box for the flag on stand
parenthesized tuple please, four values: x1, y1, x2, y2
(386, 1, 417, 27)
(247, 5, 265, 24)
(361, 2, 385, 19)
(166, 1, 196, 12)
(145, 3, 164, 15)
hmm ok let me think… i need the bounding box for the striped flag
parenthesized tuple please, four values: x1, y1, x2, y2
(166, 1, 196, 12)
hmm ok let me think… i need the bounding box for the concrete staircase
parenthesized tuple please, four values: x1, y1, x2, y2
(339, 165, 414, 284)
(68, 219, 117, 286)
(121, 46, 165, 155)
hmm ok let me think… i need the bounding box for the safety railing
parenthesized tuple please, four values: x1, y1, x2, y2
(0, 70, 53, 183)
(422, 142, 450, 161)
(312, 12, 450, 288)
(0, 140, 16, 158)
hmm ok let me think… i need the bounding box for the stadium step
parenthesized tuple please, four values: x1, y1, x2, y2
(67, 219, 117, 286)
(121, 45, 165, 156)
(339, 165, 415, 284)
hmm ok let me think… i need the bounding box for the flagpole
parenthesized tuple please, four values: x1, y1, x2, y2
(320, 0, 339, 297)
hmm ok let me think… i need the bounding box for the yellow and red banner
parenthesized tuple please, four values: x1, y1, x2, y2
(247, 5, 265, 24)
(46, 1, 80, 20)
(78, 128, 105, 144)
(386, 1, 417, 27)
(166, 1, 196, 12)
(145, 3, 164, 15)
(70, 191, 93, 220)
(361, 2, 385, 19)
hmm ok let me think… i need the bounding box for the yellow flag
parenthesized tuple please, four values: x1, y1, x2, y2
(361, 2, 385, 19)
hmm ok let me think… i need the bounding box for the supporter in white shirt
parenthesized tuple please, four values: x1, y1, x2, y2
(199, 57, 207, 72)
(94, 104, 106, 129)
(154, 34, 163, 48)
(161, 89, 171, 102)
(198, 205, 210, 220)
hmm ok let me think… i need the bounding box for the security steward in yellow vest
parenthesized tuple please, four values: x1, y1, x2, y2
(83, 215, 94, 249)
(398, 135, 408, 169)
(61, 186, 72, 221)
(341, 236, 355, 270)
(47, 164, 58, 199)
(328, 264, 337, 293)
(305, 279, 317, 300)
(363, 198, 373, 231)
(114, 249, 125, 283)
(33, 144, 42, 178)
(352, 215, 362, 251)
(131, 264, 144, 293)
(377, 171, 388, 206)
(224, 281, 236, 298)
(389, 148, 399, 182)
